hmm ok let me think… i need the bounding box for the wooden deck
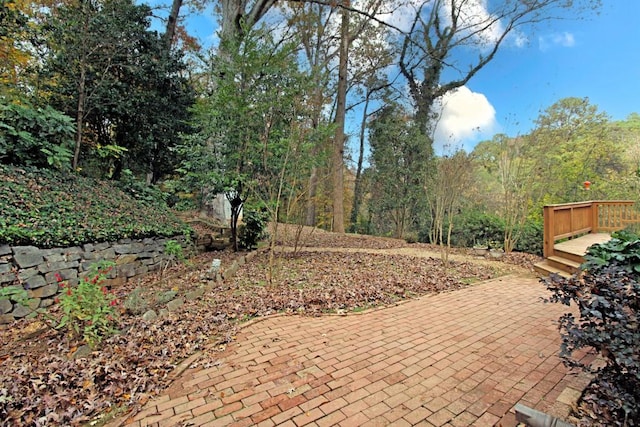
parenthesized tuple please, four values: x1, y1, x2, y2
(536, 201, 638, 276)
(553, 233, 611, 257)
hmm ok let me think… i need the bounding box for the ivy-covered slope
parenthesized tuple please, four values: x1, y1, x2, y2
(0, 165, 191, 248)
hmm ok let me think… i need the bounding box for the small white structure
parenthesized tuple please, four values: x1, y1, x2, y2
(202, 193, 242, 225)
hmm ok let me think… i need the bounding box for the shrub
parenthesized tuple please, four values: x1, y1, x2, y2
(0, 100, 74, 170)
(0, 164, 192, 247)
(448, 210, 505, 247)
(238, 205, 269, 250)
(56, 261, 119, 349)
(513, 220, 543, 255)
(164, 239, 186, 262)
(544, 232, 640, 425)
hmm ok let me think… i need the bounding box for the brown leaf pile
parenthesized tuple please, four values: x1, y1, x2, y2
(0, 228, 536, 426)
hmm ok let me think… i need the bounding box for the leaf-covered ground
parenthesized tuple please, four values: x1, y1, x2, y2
(0, 226, 541, 426)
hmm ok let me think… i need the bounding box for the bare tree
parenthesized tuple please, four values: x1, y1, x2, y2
(400, 0, 599, 135)
(427, 150, 473, 265)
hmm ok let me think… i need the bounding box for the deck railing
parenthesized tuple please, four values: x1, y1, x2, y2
(543, 200, 640, 258)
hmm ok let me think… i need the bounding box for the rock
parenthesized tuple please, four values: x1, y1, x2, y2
(83, 251, 98, 260)
(25, 275, 46, 289)
(116, 264, 136, 278)
(142, 310, 158, 322)
(38, 260, 79, 274)
(166, 298, 184, 312)
(104, 277, 126, 288)
(223, 261, 239, 279)
(65, 247, 83, 255)
(12, 298, 41, 318)
(12, 246, 39, 254)
(489, 249, 504, 259)
(0, 263, 11, 274)
(135, 265, 149, 276)
(14, 253, 44, 269)
(0, 272, 17, 285)
(0, 245, 11, 256)
(28, 283, 58, 299)
(0, 299, 13, 314)
(72, 345, 93, 359)
(210, 259, 221, 273)
(39, 298, 54, 308)
(97, 248, 116, 260)
(17, 267, 39, 280)
(113, 245, 132, 254)
(186, 288, 205, 301)
(116, 254, 138, 265)
(93, 242, 110, 251)
(0, 314, 15, 324)
(43, 253, 65, 263)
(130, 243, 145, 253)
(155, 290, 177, 304)
(58, 269, 78, 281)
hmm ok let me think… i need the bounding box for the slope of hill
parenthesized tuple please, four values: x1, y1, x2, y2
(0, 165, 191, 248)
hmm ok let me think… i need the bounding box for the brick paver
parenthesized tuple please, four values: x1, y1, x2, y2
(112, 276, 593, 426)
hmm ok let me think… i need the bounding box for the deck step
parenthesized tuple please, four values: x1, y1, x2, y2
(533, 260, 574, 278)
(552, 249, 585, 265)
(547, 255, 582, 273)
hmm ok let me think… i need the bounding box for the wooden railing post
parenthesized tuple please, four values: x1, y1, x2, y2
(543, 205, 554, 258)
(592, 201, 599, 233)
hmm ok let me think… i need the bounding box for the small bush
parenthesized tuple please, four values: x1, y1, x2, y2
(238, 206, 269, 250)
(513, 220, 543, 255)
(164, 239, 186, 262)
(56, 261, 119, 349)
(0, 100, 74, 170)
(544, 232, 640, 425)
(448, 210, 505, 247)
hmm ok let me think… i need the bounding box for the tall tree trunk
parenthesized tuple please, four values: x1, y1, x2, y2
(332, 3, 349, 233)
(350, 91, 370, 231)
(164, 0, 183, 49)
(73, 65, 86, 170)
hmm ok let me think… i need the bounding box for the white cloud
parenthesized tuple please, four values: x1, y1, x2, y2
(433, 86, 497, 152)
(445, 0, 503, 45)
(539, 31, 576, 51)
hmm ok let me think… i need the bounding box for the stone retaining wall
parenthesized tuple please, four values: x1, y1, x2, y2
(0, 235, 191, 323)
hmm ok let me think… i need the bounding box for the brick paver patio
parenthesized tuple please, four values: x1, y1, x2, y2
(115, 276, 592, 427)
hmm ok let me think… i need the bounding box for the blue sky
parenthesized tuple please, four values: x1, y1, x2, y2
(159, 1, 639, 153)
(466, 1, 640, 143)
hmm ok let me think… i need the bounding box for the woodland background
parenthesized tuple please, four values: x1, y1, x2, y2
(2, 0, 639, 254)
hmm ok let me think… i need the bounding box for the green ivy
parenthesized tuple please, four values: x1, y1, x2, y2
(0, 165, 192, 247)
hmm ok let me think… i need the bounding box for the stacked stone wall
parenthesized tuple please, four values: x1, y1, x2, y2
(0, 235, 191, 323)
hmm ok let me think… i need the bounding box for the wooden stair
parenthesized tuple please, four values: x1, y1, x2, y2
(533, 256, 579, 278)
(535, 233, 612, 277)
